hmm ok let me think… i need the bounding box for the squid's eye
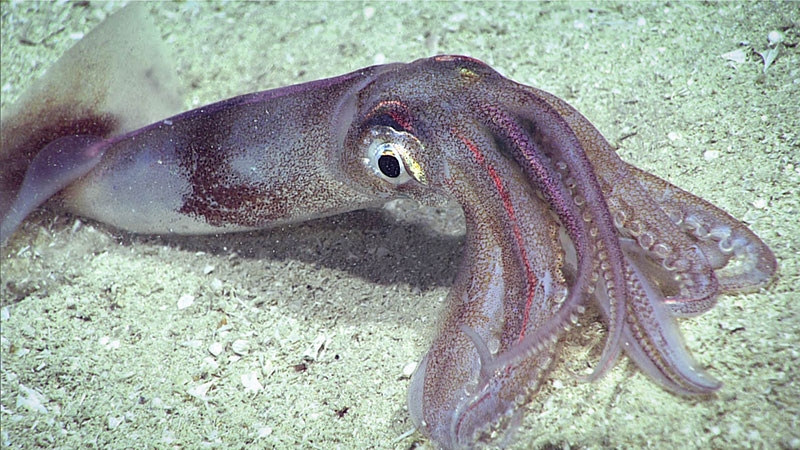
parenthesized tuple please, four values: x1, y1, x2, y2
(363, 127, 426, 185)
(368, 141, 412, 184)
(378, 150, 402, 178)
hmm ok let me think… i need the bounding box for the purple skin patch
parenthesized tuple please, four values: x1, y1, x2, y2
(0, 7, 777, 450)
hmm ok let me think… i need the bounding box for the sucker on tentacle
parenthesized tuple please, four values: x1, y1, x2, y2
(619, 238, 722, 393)
(626, 163, 777, 296)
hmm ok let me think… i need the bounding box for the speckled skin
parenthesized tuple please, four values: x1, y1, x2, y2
(0, 32, 777, 450)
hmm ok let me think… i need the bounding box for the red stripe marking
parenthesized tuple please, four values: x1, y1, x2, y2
(369, 100, 415, 133)
(454, 131, 539, 342)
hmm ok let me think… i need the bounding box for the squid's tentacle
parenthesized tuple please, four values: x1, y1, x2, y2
(476, 101, 627, 382)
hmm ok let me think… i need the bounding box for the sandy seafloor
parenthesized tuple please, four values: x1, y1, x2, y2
(1, 1, 798, 449)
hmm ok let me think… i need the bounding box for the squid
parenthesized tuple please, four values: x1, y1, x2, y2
(0, 5, 777, 449)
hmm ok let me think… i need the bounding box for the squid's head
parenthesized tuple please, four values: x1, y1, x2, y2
(338, 55, 525, 206)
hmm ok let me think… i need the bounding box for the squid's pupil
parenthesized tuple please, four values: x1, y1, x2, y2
(378, 154, 401, 178)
